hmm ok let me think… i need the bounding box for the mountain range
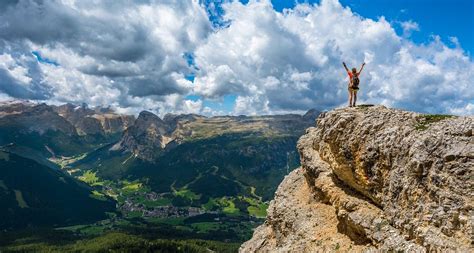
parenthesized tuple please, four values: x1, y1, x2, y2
(0, 100, 319, 250)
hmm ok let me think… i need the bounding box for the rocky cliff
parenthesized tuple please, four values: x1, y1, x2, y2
(53, 103, 135, 136)
(241, 106, 473, 252)
(0, 101, 134, 137)
(112, 110, 320, 162)
(112, 111, 173, 161)
(0, 102, 77, 135)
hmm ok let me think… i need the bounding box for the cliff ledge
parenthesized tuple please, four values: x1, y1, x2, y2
(241, 105, 473, 252)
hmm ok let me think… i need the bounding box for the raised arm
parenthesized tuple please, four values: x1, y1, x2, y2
(342, 62, 349, 73)
(358, 62, 366, 75)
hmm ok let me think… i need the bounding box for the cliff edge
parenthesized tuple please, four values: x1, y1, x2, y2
(241, 106, 473, 252)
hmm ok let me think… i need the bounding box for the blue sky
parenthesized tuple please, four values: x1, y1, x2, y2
(1, 0, 473, 116)
(193, 0, 473, 114)
(246, 0, 473, 55)
(333, 0, 473, 55)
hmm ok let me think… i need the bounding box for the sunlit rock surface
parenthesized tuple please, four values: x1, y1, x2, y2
(241, 106, 473, 252)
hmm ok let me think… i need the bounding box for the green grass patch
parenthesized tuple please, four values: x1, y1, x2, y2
(143, 198, 172, 207)
(191, 222, 221, 232)
(415, 114, 454, 131)
(247, 203, 268, 218)
(14, 190, 29, 208)
(78, 170, 101, 185)
(146, 217, 185, 226)
(56, 224, 90, 232)
(73, 225, 107, 236)
(132, 194, 172, 207)
(104, 190, 119, 200)
(56, 223, 107, 236)
(90, 190, 108, 201)
(202, 198, 219, 211)
(217, 198, 239, 215)
(242, 196, 268, 218)
(175, 188, 200, 200)
(243, 196, 258, 205)
(126, 211, 143, 218)
(52, 153, 88, 168)
(121, 180, 143, 192)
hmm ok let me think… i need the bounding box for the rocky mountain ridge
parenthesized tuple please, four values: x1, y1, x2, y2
(0, 101, 319, 161)
(112, 110, 174, 160)
(0, 101, 134, 137)
(241, 106, 473, 252)
(0, 100, 321, 248)
(0, 102, 77, 136)
(113, 110, 320, 161)
(52, 103, 135, 136)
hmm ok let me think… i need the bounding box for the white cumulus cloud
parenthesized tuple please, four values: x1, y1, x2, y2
(0, 0, 472, 116)
(0, 0, 211, 115)
(193, 0, 473, 115)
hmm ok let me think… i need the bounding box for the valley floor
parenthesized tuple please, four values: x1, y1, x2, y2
(0, 158, 269, 252)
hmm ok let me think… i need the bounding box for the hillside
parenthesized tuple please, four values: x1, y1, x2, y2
(241, 105, 473, 252)
(0, 150, 115, 230)
(0, 101, 134, 161)
(0, 101, 319, 249)
(52, 103, 135, 137)
(63, 109, 318, 243)
(73, 110, 316, 200)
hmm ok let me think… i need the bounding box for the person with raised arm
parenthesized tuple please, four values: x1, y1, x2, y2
(343, 62, 365, 107)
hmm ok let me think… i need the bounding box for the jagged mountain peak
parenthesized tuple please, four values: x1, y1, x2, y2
(133, 111, 168, 134)
(113, 111, 172, 161)
(302, 108, 320, 122)
(29, 103, 54, 113)
(137, 110, 161, 119)
(0, 102, 77, 136)
(51, 103, 134, 136)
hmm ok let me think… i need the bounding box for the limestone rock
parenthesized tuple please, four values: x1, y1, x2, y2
(241, 106, 473, 252)
(113, 111, 173, 161)
(53, 103, 134, 136)
(0, 103, 77, 135)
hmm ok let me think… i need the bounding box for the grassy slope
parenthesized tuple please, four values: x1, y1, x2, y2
(0, 113, 313, 251)
(74, 132, 300, 201)
(0, 232, 240, 253)
(0, 151, 116, 230)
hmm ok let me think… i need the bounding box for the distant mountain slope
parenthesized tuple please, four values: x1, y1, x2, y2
(112, 111, 172, 161)
(52, 103, 135, 136)
(0, 100, 321, 243)
(111, 110, 318, 161)
(0, 101, 134, 161)
(73, 111, 319, 201)
(0, 103, 86, 157)
(0, 150, 116, 230)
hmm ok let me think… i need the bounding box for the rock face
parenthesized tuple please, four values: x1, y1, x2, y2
(0, 102, 77, 135)
(114, 110, 320, 162)
(241, 106, 473, 252)
(53, 103, 134, 136)
(112, 111, 173, 161)
(0, 101, 134, 137)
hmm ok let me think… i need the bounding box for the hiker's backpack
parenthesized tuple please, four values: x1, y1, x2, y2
(351, 74, 359, 88)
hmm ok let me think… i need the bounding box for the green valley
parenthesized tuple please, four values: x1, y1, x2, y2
(0, 102, 318, 251)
